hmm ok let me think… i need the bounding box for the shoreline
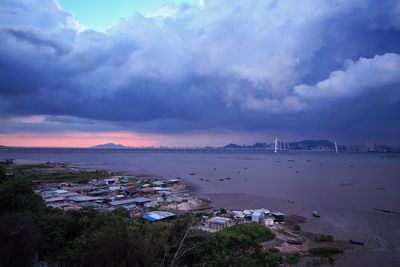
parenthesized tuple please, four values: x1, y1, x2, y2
(5, 156, 400, 266)
(13, 160, 354, 265)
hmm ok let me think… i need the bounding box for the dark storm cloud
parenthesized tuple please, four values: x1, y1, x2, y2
(0, 0, 400, 144)
(1, 28, 70, 54)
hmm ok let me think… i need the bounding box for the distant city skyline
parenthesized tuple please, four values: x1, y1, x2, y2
(1, 1, 400, 147)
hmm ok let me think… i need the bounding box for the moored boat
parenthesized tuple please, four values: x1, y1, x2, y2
(349, 239, 364, 246)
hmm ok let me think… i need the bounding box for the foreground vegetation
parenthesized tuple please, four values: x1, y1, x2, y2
(0, 163, 283, 267)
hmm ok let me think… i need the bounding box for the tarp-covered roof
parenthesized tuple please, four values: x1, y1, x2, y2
(143, 211, 175, 222)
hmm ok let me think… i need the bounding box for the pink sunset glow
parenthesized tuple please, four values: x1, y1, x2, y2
(0, 131, 160, 148)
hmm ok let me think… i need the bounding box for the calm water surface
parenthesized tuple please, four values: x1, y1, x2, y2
(1, 150, 399, 266)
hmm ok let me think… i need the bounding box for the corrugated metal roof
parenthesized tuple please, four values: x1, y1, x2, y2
(87, 189, 110, 195)
(157, 191, 172, 195)
(69, 196, 104, 202)
(208, 216, 230, 224)
(54, 189, 69, 194)
(110, 197, 151, 206)
(44, 197, 65, 203)
(132, 197, 151, 203)
(143, 211, 175, 221)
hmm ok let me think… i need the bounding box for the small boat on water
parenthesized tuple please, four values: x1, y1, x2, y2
(313, 211, 320, 218)
(349, 240, 364, 246)
(287, 239, 303, 245)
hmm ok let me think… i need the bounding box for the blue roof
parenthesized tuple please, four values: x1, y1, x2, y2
(143, 211, 175, 221)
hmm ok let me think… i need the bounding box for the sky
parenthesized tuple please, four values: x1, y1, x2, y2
(58, 0, 197, 32)
(0, 0, 400, 147)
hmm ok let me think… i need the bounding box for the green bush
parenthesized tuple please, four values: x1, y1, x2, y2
(0, 164, 6, 180)
(286, 253, 300, 264)
(0, 214, 40, 267)
(269, 247, 279, 253)
(217, 223, 274, 248)
(0, 177, 44, 215)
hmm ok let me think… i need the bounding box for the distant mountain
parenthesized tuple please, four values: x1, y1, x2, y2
(91, 143, 132, 149)
(222, 140, 335, 150)
(223, 143, 243, 148)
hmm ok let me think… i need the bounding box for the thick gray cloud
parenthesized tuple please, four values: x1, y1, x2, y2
(0, 0, 400, 144)
(295, 53, 400, 99)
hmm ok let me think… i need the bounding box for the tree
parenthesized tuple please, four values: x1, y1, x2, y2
(0, 177, 44, 215)
(0, 164, 6, 181)
(0, 214, 40, 267)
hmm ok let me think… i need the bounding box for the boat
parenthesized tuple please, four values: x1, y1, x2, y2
(349, 240, 364, 246)
(313, 211, 320, 218)
(287, 239, 303, 245)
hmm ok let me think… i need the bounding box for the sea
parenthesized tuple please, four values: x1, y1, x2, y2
(1, 148, 399, 267)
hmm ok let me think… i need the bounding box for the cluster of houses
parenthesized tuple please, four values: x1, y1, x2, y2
(201, 208, 286, 232)
(35, 176, 191, 221)
(36, 174, 287, 227)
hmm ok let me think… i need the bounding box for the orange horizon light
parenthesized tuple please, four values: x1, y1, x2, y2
(0, 131, 159, 148)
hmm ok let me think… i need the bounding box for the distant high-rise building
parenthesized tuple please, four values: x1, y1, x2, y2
(366, 143, 378, 152)
(366, 143, 391, 152)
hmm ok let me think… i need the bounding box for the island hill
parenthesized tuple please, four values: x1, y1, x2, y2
(91, 143, 133, 149)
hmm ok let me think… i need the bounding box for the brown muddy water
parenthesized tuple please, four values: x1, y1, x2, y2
(1, 149, 399, 266)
